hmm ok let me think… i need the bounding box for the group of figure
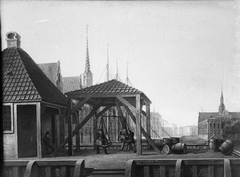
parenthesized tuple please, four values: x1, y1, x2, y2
(43, 126, 136, 155)
(95, 125, 136, 154)
(119, 127, 136, 153)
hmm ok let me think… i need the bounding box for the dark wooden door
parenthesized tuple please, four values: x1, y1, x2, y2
(17, 105, 37, 158)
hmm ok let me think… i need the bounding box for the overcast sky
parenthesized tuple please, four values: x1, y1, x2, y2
(1, 1, 240, 126)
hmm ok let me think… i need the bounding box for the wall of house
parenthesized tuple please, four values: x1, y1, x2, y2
(208, 118, 222, 139)
(3, 133, 17, 159)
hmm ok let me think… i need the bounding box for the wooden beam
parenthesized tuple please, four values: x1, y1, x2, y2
(224, 159, 231, 177)
(67, 99, 73, 156)
(115, 100, 126, 128)
(36, 103, 42, 158)
(51, 104, 101, 155)
(123, 104, 161, 154)
(75, 112, 80, 152)
(136, 94, 142, 155)
(71, 96, 91, 114)
(146, 103, 151, 150)
(93, 111, 97, 150)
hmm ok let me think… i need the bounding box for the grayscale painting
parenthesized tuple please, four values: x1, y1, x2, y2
(2, 1, 240, 177)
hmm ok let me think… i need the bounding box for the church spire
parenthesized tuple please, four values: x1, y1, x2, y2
(218, 87, 225, 115)
(85, 25, 91, 74)
(80, 25, 93, 88)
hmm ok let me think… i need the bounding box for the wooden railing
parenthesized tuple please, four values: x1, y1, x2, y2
(125, 158, 240, 177)
(4, 159, 85, 177)
(4, 158, 240, 177)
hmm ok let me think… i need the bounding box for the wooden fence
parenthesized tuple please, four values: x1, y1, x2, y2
(4, 159, 85, 177)
(125, 158, 240, 177)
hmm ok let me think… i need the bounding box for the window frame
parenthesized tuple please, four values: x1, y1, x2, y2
(3, 103, 14, 134)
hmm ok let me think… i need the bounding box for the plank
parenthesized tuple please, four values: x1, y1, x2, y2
(13, 167, 19, 177)
(67, 99, 73, 156)
(73, 159, 85, 177)
(45, 167, 51, 177)
(115, 100, 126, 127)
(192, 165, 198, 177)
(60, 167, 66, 177)
(125, 160, 135, 177)
(175, 159, 182, 177)
(146, 103, 151, 150)
(224, 159, 232, 177)
(160, 166, 166, 177)
(136, 94, 142, 155)
(208, 165, 214, 177)
(24, 160, 37, 177)
(144, 166, 150, 177)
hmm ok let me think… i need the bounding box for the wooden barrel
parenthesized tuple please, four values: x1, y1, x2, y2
(209, 139, 218, 152)
(171, 143, 187, 154)
(163, 138, 173, 146)
(219, 140, 234, 155)
(153, 139, 164, 149)
(172, 137, 180, 144)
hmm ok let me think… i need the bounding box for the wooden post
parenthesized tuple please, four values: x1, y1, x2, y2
(36, 103, 42, 158)
(59, 109, 66, 151)
(136, 94, 142, 155)
(75, 111, 80, 152)
(93, 108, 97, 150)
(67, 99, 73, 156)
(115, 100, 125, 128)
(146, 103, 151, 150)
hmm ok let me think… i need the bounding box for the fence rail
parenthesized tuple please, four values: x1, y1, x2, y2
(4, 159, 85, 177)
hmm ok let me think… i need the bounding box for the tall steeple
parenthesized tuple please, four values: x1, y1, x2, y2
(218, 87, 225, 115)
(85, 26, 91, 74)
(81, 25, 93, 88)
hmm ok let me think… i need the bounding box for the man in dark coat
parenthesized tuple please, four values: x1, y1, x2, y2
(96, 129, 108, 154)
(43, 131, 56, 152)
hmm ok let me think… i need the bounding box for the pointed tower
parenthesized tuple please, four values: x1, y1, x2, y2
(81, 25, 93, 88)
(218, 88, 225, 115)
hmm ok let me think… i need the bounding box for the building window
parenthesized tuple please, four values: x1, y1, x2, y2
(3, 104, 13, 133)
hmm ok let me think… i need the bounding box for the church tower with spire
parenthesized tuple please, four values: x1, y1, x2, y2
(80, 26, 93, 88)
(218, 89, 225, 115)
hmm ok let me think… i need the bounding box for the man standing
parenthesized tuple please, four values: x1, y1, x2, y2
(96, 129, 108, 154)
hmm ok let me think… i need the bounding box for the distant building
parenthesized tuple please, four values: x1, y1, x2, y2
(38, 61, 63, 92)
(198, 91, 240, 140)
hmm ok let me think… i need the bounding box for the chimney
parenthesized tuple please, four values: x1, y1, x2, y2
(6, 31, 21, 48)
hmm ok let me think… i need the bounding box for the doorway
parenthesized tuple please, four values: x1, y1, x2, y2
(17, 104, 37, 158)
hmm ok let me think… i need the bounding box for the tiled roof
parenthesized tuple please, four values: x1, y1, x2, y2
(198, 112, 240, 123)
(198, 112, 220, 123)
(2, 47, 67, 106)
(62, 76, 81, 93)
(66, 79, 151, 102)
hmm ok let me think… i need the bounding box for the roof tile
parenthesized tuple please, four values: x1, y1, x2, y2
(2, 47, 67, 106)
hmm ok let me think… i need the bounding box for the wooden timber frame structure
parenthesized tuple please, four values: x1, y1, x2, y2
(51, 79, 161, 155)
